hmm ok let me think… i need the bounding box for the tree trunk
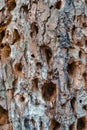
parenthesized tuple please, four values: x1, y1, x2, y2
(0, 0, 87, 130)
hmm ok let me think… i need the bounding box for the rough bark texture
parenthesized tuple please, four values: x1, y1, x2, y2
(0, 0, 87, 130)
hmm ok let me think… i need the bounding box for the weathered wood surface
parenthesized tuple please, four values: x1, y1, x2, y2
(0, 0, 87, 130)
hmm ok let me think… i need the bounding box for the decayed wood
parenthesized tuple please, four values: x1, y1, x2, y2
(0, 0, 87, 130)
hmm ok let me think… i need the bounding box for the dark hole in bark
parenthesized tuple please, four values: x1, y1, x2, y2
(35, 99, 40, 105)
(71, 97, 76, 111)
(31, 54, 35, 58)
(83, 105, 87, 111)
(30, 22, 38, 38)
(32, 78, 38, 90)
(83, 22, 87, 27)
(50, 119, 61, 130)
(85, 40, 87, 47)
(1, 44, 11, 58)
(67, 78, 71, 90)
(12, 78, 18, 86)
(20, 95, 25, 102)
(41, 45, 52, 64)
(67, 62, 76, 75)
(36, 62, 42, 68)
(55, 0, 62, 10)
(72, 25, 76, 37)
(57, 35, 60, 38)
(12, 29, 20, 44)
(72, 25, 75, 31)
(45, 47, 52, 64)
(0, 30, 5, 42)
(50, 5, 54, 9)
(0, 56, 1, 60)
(85, 0, 87, 4)
(14, 63, 22, 72)
(79, 100, 82, 103)
(24, 118, 30, 129)
(32, 0, 38, 4)
(77, 117, 86, 130)
(0, 105, 8, 125)
(69, 123, 75, 130)
(83, 72, 87, 80)
(0, 44, 4, 49)
(42, 82, 56, 101)
(83, 72, 87, 91)
(8, 0, 16, 11)
(31, 118, 35, 126)
(40, 121, 43, 130)
(20, 4, 29, 13)
(79, 50, 82, 58)
(76, 41, 83, 47)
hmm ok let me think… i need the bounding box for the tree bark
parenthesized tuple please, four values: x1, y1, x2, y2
(0, 0, 87, 130)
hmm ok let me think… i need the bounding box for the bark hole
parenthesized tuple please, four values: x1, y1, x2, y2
(7, 0, 16, 11)
(14, 62, 23, 77)
(41, 45, 52, 64)
(77, 116, 86, 130)
(83, 72, 87, 91)
(83, 105, 87, 111)
(50, 119, 61, 130)
(24, 118, 30, 129)
(20, 4, 29, 13)
(30, 22, 38, 38)
(31, 54, 35, 58)
(12, 78, 18, 86)
(55, 0, 62, 10)
(12, 29, 20, 44)
(69, 123, 75, 130)
(83, 22, 87, 27)
(14, 63, 22, 72)
(32, 78, 38, 90)
(71, 97, 76, 112)
(67, 61, 76, 75)
(76, 41, 83, 47)
(83, 72, 87, 81)
(42, 82, 56, 101)
(45, 46, 52, 64)
(36, 62, 42, 69)
(19, 95, 25, 102)
(0, 30, 5, 42)
(0, 44, 4, 49)
(79, 50, 82, 58)
(0, 44, 11, 59)
(85, 0, 87, 4)
(31, 118, 35, 126)
(79, 100, 82, 103)
(85, 40, 87, 47)
(40, 121, 43, 130)
(0, 105, 8, 125)
(72, 25, 76, 36)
